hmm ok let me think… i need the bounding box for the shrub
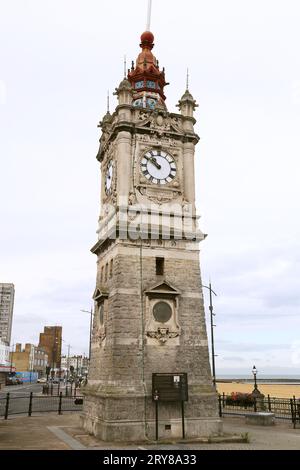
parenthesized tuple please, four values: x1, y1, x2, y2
(225, 392, 255, 408)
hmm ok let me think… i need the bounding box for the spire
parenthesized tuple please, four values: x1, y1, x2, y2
(177, 70, 198, 118)
(101, 91, 112, 125)
(124, 55, 127, 79)
(107, 90, 110, 113)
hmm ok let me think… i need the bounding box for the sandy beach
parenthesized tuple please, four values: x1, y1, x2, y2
(216, 382, 300, 399)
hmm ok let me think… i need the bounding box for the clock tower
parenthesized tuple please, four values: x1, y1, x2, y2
(81, 31, 222, 441)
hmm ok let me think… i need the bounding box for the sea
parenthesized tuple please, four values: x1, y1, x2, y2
(217, 374, 300, 384)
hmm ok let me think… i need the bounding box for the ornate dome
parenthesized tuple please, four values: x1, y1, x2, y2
(127, 31, 169, 110)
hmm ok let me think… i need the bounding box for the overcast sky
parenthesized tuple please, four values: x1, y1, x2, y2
(0, 0, 300, 375)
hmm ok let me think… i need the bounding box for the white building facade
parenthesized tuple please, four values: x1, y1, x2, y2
(0, 283, 15, 345)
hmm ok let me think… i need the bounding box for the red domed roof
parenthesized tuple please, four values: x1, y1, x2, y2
(127, 31, 169, 105)
(140, 31, 154, 49)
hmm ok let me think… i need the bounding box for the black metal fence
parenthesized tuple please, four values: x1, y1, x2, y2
(219, 393, 300, 428)
(41, 382, 80, 397)
(0, 392, 84, 419)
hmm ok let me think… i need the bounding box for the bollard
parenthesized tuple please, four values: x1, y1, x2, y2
(28, 392, 33, 417)
(58, 392, 63, 415)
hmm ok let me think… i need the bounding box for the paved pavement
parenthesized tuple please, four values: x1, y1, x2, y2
(0, 383, 42, 397)
(0, 414, 300, 450)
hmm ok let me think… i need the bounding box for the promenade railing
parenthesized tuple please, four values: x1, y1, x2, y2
(218, 393, 300, 428)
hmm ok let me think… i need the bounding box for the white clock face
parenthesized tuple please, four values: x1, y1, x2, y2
(140, 150, 176, 185)
(105, 161, 113, 194)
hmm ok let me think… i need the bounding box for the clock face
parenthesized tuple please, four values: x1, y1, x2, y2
(105, 161, 113, 194)
(153, 301, 172, 323)
(140, 150, 176, 185)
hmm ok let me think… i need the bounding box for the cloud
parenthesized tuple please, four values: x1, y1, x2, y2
(1, 0, 300, 372)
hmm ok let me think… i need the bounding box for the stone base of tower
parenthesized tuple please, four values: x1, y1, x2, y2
(81, 387, 222, 442)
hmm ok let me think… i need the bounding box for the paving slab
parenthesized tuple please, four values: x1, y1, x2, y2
(1, 414, 300, 450)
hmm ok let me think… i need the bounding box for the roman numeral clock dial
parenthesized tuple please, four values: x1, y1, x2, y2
(105, 161, 113, 195)
(140, 150, 177, 185)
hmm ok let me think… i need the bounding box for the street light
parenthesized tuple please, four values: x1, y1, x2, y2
(60, 339, 70, 382)
(251, 365, 264, 399)
(252, 365, 258, 391)
(81, 307, 94, 361)
(201, 282, 217, 387)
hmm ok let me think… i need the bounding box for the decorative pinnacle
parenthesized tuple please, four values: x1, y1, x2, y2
(124, 55, 127, 79)
(186, 68, 189, 91)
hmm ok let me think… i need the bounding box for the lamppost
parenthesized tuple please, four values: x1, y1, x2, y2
(201, 282, 217, 387)
(251, 365, 264, 399)
(81, 308, 94, 361)
(252, 365, 258, 392)
(66, 343, 71, 383)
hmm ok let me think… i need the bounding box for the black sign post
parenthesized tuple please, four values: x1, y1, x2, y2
(181, 401, 185, 439)
(153, 389, 159, 441)
(152, 373, 188, 441)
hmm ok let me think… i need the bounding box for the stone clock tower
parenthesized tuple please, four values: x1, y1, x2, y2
(81, 31, 222, 441)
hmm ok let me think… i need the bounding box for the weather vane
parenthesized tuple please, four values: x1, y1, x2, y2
(146, 0, 152, 31)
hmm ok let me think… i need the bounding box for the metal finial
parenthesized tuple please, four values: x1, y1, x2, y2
(124, 55, 127, 78)
(146, 0, 152, 31)
(107, 90, 110, 113)
(186, 68, 189, 91)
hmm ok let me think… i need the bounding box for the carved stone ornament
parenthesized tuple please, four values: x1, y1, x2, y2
(147, 327, 179, 345)
(145, 281, 181, 345)
(128, 191, 137, 206)
(92, 325, 106, 345)
(137, 133, 176, 148)
(144, 188, 181, 205)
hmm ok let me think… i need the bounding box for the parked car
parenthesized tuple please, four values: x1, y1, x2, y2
(50, 378, 60, 384)
(37, 377, 47, 383)
(6, 376, 18, 386)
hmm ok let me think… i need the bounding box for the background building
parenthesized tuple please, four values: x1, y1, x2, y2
(38, 326, 62, 369)
(33, 346, 49, 376)
(0, 338, 11, 388)
(9, 343, 48, 378)
(0, 283, 15, 345)
(10, 343, 34, 374)
(61, 354, 89, 376)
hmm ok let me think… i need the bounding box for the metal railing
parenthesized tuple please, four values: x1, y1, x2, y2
(41, 382, 80, 397)
(219, 393, 300, 428)
(0, 392, 84, 419)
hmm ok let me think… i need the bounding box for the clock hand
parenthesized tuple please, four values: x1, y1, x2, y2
(147, 156, 161, 170)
